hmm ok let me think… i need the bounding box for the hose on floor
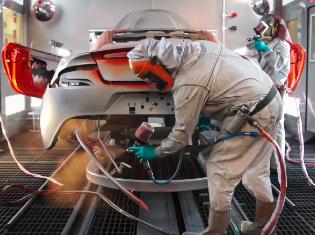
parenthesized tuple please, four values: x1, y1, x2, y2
(0, 117, 175, 234)
(0, 184, 175, 235)
(283, 91, 315, 187)
(0, 113, 63, 186)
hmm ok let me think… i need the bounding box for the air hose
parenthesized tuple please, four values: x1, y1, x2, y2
(0, 114, 63, 186)
(131, 122, 185, 185)
(142, 151, 183, 185)
(285, 141, 315, 167)
(284, 91, 315, 187)
(215, 131, 260, 143)
(248, 120, 287, 235)
(0, 114, 175, 234)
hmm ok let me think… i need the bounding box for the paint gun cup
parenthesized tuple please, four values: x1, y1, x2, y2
(128, 122, 155, 176)
(134, 122, 154, 145)
(126, 122, 155, 155)
(126, 122, 154, 152)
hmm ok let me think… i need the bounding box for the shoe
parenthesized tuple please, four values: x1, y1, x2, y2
(240, 200, 275, 235)
(183, 209, 230, 235)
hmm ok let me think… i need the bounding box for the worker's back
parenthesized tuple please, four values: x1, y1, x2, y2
(174, 40, 275, 120)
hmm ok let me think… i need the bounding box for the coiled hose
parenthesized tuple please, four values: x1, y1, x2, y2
(284, 91, 315, 187)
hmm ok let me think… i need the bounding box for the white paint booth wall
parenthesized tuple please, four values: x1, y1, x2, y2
(28, 0, 222, 54)
(28, 0, 275, 53)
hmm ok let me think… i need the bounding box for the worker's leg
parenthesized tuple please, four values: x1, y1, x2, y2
(242, 135, 274, 203)
(241, 98, 282, 234)
(182, 96, 282, 235)
(241, 132, 276, 234)
(183, 122, 272, 235)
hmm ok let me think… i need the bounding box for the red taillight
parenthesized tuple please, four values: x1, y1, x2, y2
(91, 49, 130, 62)
(2, 43, 46, 98)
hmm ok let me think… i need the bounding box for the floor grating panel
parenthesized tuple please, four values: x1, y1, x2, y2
(89, 190, 139, 235)
(233, 142, 315, 234)
(5, 207, 74, 234)
(0, 208, 20, 234)
(0, 143, 84, 235)
(0, 162, 60, 180)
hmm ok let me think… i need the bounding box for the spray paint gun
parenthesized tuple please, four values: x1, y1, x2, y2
(247, 20, 272, 51)
(129, 122, 183, 185)
(247, 33, 262, 43)
(129, 122, 156, 179)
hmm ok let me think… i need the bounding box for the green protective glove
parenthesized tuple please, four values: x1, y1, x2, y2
(253, 39, 270, 52)
(197, 116, 212, 132)
(127, 146, 158, 161)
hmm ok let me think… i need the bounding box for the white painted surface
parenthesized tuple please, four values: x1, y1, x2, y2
(27, 0, 276, 53)
(28, 0, 222, 53)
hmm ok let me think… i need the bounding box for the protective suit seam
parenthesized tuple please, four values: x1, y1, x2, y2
(206, 45, 223, 93)
(173, 84, 209, 91)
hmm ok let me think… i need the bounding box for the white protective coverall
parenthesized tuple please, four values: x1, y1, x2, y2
(128, 38, 283, 235)
(259, 38, 291, 171)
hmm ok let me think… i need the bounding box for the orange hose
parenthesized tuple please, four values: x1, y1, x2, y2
(252, 125, 287, 235)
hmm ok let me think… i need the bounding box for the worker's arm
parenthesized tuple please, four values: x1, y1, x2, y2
(155, 85, 208, 157)
(260, 40, 291, 85)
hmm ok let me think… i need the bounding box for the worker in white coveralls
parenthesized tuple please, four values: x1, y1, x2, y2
(127, 36, 283, 235)
(251, 14, 291, 174)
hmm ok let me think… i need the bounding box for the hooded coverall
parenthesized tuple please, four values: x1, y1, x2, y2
(128, 38, 283, 234)
(259, 38, 291, 171)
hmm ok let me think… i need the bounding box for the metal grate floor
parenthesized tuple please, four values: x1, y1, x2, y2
(5, 207, 74, 234)
(233, 141, 315, 235)
(191, 140, 315, 235)
(89, 189, 139, 235)
(0, 208, 20, 234)
(234, 183, 315, 234)
(0, 151, 44, 162)
(0, 179, 45, 207)
(0, 142, 85, 234)
(0, 162, 60, 180)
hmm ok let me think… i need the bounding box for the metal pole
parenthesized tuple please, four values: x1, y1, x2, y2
(274, 0, 283, 16)
(0, 1, 4, 144)
(222, 0, 226, 45)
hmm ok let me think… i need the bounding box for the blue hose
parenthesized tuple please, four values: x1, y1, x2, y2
(215, 132, 260, 143)
(144, 151, 183, 185)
